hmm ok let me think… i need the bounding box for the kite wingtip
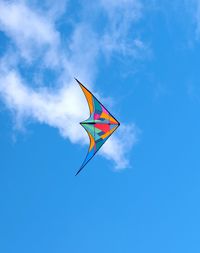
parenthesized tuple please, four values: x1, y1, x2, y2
(74, 77, 80, 84)
(75, 165, 84, 176)
(75, 169, 81, 176)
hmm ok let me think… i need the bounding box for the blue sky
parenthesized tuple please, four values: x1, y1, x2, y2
(1, 0, 200, 252)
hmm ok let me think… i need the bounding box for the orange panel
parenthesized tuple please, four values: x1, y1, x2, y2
(89, 132, 95, 151)
(79, 83, 94, 114)
(109, 115, 118, 124)
(101, 112, 110, 120)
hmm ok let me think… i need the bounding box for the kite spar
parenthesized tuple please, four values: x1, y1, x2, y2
(75, 79, 120, 175)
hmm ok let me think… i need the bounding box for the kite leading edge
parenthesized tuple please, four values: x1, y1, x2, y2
(75, 78, 120, 176)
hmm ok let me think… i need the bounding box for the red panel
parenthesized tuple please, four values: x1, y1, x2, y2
(95, 123, 110, 133)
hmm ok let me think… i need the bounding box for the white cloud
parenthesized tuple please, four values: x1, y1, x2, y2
(0, 1, 59, 63)
(0, 68, 136, 169)
(0, 0, 142, 170)
(0, 70, 88, 143)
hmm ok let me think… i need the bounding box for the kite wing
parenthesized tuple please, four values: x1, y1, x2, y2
(75, 78, 120, 175)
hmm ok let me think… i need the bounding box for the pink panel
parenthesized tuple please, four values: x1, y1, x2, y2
(94, 113, 100, 120)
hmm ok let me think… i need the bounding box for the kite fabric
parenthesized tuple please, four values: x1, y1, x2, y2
(75, 78, 120, 175)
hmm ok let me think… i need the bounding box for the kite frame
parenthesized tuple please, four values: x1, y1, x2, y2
(75, 78, 120, 175)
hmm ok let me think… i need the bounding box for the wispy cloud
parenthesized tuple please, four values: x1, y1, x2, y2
(100, 0, 144, 56)
(170, 0, 200, 42)
(0, 1, 59, 63)
(0, 0, 142, 169)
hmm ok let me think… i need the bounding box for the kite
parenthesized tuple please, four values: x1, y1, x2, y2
(75, 78, 120, 175)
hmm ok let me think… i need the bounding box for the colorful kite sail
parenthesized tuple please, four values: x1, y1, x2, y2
(75, 78, 120, 175)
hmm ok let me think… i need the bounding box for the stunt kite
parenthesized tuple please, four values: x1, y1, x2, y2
(75, 79, 120, 175)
